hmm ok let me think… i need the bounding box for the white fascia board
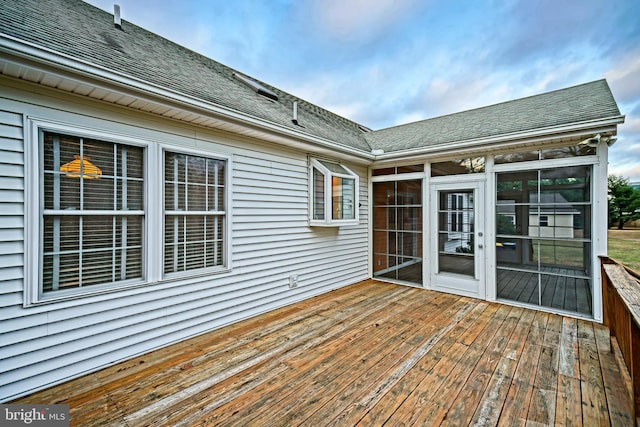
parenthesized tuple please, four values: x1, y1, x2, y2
(371, 116, 626, 163)
(0, 34, 375, 163)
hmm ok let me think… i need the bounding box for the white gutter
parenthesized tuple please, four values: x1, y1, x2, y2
(0, 34, 375, 162)
(0, 33, 626, 165)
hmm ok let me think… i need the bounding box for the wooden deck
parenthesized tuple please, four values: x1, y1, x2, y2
(14, 280, 633, 426)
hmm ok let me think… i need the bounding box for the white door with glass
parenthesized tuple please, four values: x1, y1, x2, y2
(430, 181, 485, 298)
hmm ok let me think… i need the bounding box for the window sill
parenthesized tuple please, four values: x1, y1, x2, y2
(25, 267, 232, 308)
(309, 220, 360, 227)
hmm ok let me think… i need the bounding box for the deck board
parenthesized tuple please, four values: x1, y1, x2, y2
(12, 280, 632, 426)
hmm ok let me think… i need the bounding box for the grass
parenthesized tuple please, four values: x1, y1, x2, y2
(534, 240, 584, 268)
(608, 228, 640, 273)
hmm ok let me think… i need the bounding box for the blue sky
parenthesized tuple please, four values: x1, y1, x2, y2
(85, 0, 640, 181)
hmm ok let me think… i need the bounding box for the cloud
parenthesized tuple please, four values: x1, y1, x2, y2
(496, 0, 615, 66)
(621, 115, 640, 135)
(308, 0, 421, 45)
(609, 148, 640, 182)
(606, 51, 640, 105)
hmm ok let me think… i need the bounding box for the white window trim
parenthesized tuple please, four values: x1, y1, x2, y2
(24, 118, 232, 306)
(160, 145, 232, 281)
(308, 158, 359, 227)
(492, 154, 598, 173)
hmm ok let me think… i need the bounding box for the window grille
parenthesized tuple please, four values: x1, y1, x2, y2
(164, 151, 226, 273)
(42, 131, 144, 292)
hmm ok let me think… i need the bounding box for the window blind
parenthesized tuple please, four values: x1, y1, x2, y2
(42, 132, 144, 292)
(164, 152, 226, 274)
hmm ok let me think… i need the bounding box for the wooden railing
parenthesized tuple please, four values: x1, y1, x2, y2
(601, 256, 640, 423)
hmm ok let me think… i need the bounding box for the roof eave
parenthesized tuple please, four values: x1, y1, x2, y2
(0, 34, 375, 164)
(371, 115, 626, 163)
(0, 33, 626, 166)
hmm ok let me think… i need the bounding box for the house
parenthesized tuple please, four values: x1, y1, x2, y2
(498, 193, 581, 239)
(527, 193, 582, 239)
(0, 0, 625, 402)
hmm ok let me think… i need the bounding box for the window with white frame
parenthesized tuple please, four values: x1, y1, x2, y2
(41, 130, 145, 294)
(29, 123, 229, 304)
(309, 158, 359, 226)
(164, 151, 226, 274)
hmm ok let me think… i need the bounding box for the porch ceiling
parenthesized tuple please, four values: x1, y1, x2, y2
(13, 280, 633, 426)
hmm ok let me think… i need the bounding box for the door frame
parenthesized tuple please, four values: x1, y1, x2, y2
(429, 178, 486, 299)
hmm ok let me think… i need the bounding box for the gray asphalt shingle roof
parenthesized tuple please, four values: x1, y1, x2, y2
(0, 0, 622, 156)
(365, 80, 621, 153)
(0, 0, 371, 151)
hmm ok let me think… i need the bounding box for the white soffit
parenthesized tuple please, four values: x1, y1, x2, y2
(0, 39, 373, 165)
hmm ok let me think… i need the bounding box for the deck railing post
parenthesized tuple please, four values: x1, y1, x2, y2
(633, 324, 640, 424)
(601, 256, 613, 330)
(600, 255, 640, 424)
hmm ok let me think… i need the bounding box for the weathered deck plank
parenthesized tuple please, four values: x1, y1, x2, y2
(577, 320, 610, 426)
(526, 313, 561, 425)
(12, 280, 632, 426)
(439, 305, 521, 426)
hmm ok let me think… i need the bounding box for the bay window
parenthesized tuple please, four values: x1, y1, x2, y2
(309, 158, 359, 226)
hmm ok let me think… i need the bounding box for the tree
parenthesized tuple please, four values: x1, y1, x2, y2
(608, 175, 640, 229)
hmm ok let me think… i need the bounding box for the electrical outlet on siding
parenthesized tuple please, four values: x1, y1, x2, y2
(289, 274, 299, 289)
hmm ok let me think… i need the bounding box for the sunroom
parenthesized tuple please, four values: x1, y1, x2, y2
(368, 132, 615, 320)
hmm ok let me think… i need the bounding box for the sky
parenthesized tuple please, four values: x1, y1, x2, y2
(84, 0, 640, 182)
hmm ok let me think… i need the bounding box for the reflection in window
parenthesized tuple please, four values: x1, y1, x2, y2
(431, 157, 485, 177)
(494, 145, 596, 164)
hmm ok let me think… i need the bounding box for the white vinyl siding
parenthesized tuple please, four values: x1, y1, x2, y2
(0, 110, 25, 311)
(233, 153, 367, 287)
(0, 86, 368, 402)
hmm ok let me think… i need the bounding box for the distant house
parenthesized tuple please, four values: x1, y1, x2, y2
(0, 0, 625, 401)
(498, 193, 581, 239)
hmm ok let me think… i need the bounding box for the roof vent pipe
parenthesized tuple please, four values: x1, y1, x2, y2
(114, 4, 122, 29)
(292, 101, 299, 125)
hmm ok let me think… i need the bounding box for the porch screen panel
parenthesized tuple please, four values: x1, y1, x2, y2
(496, 166, 592, 316)
(373, 179, 423, 284)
